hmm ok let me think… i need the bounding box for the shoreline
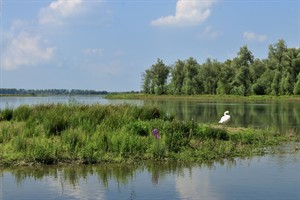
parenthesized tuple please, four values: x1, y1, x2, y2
(105, 93, 300, 101)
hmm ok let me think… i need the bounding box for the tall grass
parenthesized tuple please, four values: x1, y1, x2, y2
(0, 104, 298, 165)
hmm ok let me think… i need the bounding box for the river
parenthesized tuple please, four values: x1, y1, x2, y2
(1, 145, 299, 200)
(0, 95, 299, 199)
(1, 95, 299, 134)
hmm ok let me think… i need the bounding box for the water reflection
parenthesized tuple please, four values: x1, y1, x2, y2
(144, 99, 300, 134)
(2, 148, 299, 200)
(1, 96, 299, 134)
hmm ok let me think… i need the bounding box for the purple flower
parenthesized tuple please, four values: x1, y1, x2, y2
(152, 128, 160, 139)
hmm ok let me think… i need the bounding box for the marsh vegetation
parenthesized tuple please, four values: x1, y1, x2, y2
(0, 104, 298, 165)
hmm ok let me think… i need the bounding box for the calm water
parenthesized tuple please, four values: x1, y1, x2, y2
(1, 146, 299, 200)
(1, 96, 300, 200)
(1, 95, 299, 134)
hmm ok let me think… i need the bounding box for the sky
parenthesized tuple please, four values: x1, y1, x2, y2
(0, 0, 299, 92)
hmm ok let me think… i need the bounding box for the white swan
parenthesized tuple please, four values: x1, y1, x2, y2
(219, 111, 230, 124)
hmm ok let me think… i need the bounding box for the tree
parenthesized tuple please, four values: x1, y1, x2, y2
(252, 69, 274, 95)
(149, 58, 170, 95)
(169, 59, 185, 95)
(232, 46, 254, 96)
(182, 57, 199, 95)
(199, 58, 220, 94)
(271, 70, 281, 96)
(141, 70, 153, 94)
(217, 63, 235, 95)
(250, 59, 267, 84)
(293, 73, 300, 95)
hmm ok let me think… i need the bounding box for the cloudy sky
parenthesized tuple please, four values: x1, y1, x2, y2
(1, 0, 299, 92)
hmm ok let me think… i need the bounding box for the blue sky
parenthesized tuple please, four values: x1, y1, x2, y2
(1, 0, 299, 92)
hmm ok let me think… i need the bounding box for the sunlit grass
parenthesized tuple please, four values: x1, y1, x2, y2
(0, 104, 298, 165)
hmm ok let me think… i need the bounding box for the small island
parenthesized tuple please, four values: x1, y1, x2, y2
(0, 104, 298, 166)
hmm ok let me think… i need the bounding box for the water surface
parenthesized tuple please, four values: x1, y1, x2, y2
(1, 95, 299, 134)
(1, 146, 299, 200)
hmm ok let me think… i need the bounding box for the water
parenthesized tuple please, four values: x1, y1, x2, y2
(1, 146, 299, 200)
(0, 96, 299, 199)
(1, 95, 299, 134)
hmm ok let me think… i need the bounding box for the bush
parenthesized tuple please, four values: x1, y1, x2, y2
(13, 105, 32, 121)
(0, 108, 13, 121)
(126, 121, 149, 136)
(196, 126, 229, 140)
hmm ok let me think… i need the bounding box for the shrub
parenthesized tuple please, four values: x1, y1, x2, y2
(132, 106, 161, 120)
(0, 108, 13, 121)
(149, 139, 166, 159)
(126, 121, 149, 136)
(13, 105, 32, 121)
(196, 126, 229, 140)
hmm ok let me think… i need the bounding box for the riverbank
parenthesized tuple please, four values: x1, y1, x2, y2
(0, 104, 299, 166)
(106, 93, 300, 101)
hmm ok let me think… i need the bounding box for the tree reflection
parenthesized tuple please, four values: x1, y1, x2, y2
(144, 99, 300, 134)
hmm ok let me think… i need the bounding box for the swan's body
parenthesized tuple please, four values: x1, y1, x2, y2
(219, 111, 230, 124)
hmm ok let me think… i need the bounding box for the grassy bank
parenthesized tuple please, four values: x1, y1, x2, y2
(0, 104, 299, 166)
(106, 93, 300, 101)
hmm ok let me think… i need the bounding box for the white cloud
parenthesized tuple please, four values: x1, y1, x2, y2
(83, 48, 104, 56)
(2, 32, 55, 70)
(39, 0, 84, 25)
(198, 26, 222, 39)
(151, 0, 215, 27)
(1, 0, 105, 70)
(243, 31, 267, 42)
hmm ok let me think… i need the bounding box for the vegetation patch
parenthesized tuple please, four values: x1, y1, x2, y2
(0, 104, 298, 166)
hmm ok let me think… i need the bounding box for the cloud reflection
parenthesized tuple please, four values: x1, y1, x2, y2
(175, 166, 219, 200)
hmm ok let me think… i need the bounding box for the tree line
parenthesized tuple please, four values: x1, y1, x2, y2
(0, 88, 108, 95)
(142, 39, 300, 96)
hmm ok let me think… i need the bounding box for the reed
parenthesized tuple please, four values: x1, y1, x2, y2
(0, 104, 298, 165)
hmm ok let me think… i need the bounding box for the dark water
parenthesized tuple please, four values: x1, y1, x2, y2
(1, 145, 299, 200)
(1, 96, 299, 134)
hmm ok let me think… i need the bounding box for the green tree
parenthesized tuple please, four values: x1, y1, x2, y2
(271, 70, 281, 96)
(199, 58, 220, 94)
(268, 39, 290, 95)
(252, 69, 274, 95)
(293, 72, 300, 95)
(142, 69, 153, 94)
(250, 59, 267, 84)
(151, 58, 170, 95)
(217, 62, 235, 95)
(232, 46, 254, 96)
(182, 57, 199, 95)
(169, 59, 185, 95)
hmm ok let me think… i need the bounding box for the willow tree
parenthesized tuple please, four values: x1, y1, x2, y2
(199, 58, 220, 94)
(169, 59, 185, 95)
(293, 73, 300, 94)
(142, 58, 170, 95)
(268, 39, 289, 95)
(232, 45, 254, 96)
(182, 57, 199, 95)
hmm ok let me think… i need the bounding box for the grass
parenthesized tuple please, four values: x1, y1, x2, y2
(106, 93, 300, 102)
(0, 104, 299, 166)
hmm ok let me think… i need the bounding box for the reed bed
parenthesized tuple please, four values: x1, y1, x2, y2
(0, 104, 298, 165)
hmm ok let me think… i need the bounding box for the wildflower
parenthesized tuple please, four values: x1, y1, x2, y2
(152, 128, 160, 139)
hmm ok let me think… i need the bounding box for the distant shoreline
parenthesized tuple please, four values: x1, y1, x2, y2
(106, 93, 300, 101)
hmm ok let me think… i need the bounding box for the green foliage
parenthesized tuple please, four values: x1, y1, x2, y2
(142, 58, 170, 95)
(0, 104, 297, 165)
(195, 126, 229, 140)
(293, 73, 300, 94)
(0, 108, 13, 121)
(13, 105, 32, 121)
(142, 39, 300, 96)
(126, 121, 149, 136)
